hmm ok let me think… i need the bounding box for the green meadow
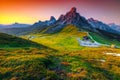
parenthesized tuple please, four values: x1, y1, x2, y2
(0, 25, 120, 80)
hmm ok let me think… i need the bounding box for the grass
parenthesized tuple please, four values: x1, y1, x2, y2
(31, 35, 84, 51)
(1, 47, 120, 80)
(0, 25, 120, 80)
(0, 33, 48, 48)
(30, 25, 87, 51)
(89, 32, 120, 46)
(57, 47, 120, 79)
(0, 48, 60, 80)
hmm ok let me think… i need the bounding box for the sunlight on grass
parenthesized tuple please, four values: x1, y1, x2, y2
(0, 25, 120, 79)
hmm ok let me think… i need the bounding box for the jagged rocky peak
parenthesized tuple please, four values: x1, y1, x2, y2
(57, 7, 80, 24)
(45, 16, 56, 25)
(57, 7, 91, 27)
(66, 7, 78, 16)
(88, 18, 99, 22)
(50, 16, 56, 21)
(70, 7, 77, 13)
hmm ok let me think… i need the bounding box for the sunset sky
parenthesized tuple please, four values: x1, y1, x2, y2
(0, 0, 120, 25)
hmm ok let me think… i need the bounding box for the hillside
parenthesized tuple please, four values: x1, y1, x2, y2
(0, 47, 59, 80)
(28, 25, 88, 51)
(60, 25, 87, 36)
(61, 25, 120, 47)
(29, 24, 120, 48)
(19, 25, 120, 79)
(0, 25, 120, 79)
(89, 32, 120, 47)
(0, 33, 52, 49)
(23, 7, 120, 43)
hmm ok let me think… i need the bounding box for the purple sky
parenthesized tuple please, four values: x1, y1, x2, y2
(0, 0, 120, 24)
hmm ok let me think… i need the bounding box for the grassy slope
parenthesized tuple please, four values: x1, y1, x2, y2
(89, 32, 120, 46)
(0, 25, 120, 80)
(57, 47, 120, 80)
(29, 25, 120, 79)
(0, 48, 59, 80)
(0, 33, 58, 80)
(0, 33, 54, 50)
(31, 25, 87, 51)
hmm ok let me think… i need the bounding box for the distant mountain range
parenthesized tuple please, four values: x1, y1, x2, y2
(88, 18, 119, 34)
(0, 23, 31, 35)
(108, 23, 120, 32)
(0, 7, 120, 40)
(0, 23, 30, 29)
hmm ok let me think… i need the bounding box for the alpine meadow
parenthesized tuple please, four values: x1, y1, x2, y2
(0, 0, 120, 80)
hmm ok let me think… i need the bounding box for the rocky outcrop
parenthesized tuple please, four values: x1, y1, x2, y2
(56, 7, 93, 30)
(88, 18, 120, 34)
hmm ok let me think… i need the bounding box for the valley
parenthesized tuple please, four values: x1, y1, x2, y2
(1, 29, 120, 79)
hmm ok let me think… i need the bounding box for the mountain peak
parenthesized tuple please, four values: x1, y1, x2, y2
(88, 18, 98, 22)
(57, 7, 79, 24)
(50, 16, 56, 21)
(57, 7, 92, 29)
(70, 7, 77, 13)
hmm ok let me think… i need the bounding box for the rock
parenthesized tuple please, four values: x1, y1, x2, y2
(56, 7, 93, 30)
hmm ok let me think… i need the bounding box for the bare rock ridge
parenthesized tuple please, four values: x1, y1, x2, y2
(1, 7, 120, 41)
(50, 16, 56, 22)
(70, 7, 77, 13)
(31, 7, 120, 37)
(55, 7, 93, 30)
(88, 18, 120, 34)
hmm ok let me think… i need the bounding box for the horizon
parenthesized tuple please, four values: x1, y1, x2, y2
(0, 0, 120, 25)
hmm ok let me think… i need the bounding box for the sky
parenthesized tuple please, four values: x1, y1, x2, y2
(0, 0, 120, 25)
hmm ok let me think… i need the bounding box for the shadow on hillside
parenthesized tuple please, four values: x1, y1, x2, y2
(0, 33, 57, 52)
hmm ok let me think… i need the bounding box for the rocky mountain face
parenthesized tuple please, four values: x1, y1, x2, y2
(60, 7, 94, 29)
(57, 7, 91, 28)
(44, 7, 120, 36)
(45, 7, 94, 33)
(32, 16, 56, 28)
(108, 23, 120, 32)
(28, 16, 57, 34)
(47, 16, 56, 25)
(0, 16, 56, 35)
(88, 18, 120, 34)
(88, 18, 120, 40)
(0, 7, 120, 40)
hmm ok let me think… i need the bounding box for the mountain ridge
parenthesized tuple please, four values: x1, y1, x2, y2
(88, 18, 120, 34)
(0, 23, 31, 29)
(0, 32, 50, 48)
(0, 7, 120, 41)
